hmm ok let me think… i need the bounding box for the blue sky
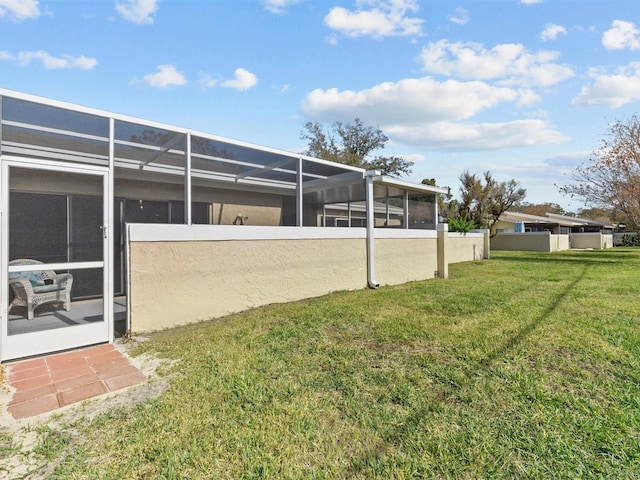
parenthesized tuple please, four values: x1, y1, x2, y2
(1, 0, 639, 210)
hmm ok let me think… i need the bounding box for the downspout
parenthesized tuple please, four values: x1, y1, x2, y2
(365, 171, 379, 289)
(434, 191, 439, 228)
(125, 223, 131, 335)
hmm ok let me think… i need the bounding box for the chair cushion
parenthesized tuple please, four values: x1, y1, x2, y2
(9, 271, 45, 286)
(32, 283, 62, 293)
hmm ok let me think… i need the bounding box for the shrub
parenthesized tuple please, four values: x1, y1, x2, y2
(448, 214, 476, 234)
(622, 233, 639, 246)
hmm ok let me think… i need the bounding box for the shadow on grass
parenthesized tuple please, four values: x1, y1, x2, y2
(493, 249, 637, 265)
(346, 264, 592, 474)
(479, 264, 589, 366)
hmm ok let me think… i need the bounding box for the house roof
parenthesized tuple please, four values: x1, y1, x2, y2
(499, 211, 616, 229)
(499, 211, 571, 225)
(545, 213, 615, 228)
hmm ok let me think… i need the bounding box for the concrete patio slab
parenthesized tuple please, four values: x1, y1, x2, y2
(4, 344, 146, 419)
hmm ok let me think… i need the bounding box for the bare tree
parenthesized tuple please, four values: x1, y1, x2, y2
(560, 115, 640, 230)
(300, 118, 413, 177)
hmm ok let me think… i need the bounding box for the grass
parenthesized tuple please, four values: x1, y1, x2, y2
(19, 249, 640, 478)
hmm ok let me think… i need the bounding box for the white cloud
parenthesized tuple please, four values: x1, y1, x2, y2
(602, 20, 640, 50)
(0, 0, 39, 21)
(540, 23, 567, 42)
(418, 40, 574, 87)
(262, 0, 299, 14)
(520, 0, 542, 4)
(221, 68, 258, 91)
(300, 75, 568, 152)
(401, 152, 427, 163)
(301, 77, 523, 124)
(0, 50, 12, 60)
(326, 33, 339, 45)
(325, 0, 424, 38)
(143, 64, 187, 88)
(16, 51, 97, 69)
(448, 7, 469, 26)
(544, 151, 591, 169)
(115, 0, 158, 25)
(199, 74, 218, 88)
(385, 120, 568, 151)
(571, 62, 640, 108)
(199, 68, 258, 91)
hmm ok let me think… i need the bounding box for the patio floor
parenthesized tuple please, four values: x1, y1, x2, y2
(8, 296, 127, 336)
(4, 343, 146, 419)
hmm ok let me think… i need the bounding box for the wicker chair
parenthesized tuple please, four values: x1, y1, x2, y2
(8, 259, 73, 320)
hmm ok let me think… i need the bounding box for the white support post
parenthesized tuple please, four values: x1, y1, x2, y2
(184, 132, 192, 225)
(296, 157, 303, 227)
(403, 190, 409, 229)
(365, 171, 379, 288)
(0, 99, 6, 354)
(483, 228, 491, 259)
(0, 95, 3, 159)
(437, 223, 449, 279)
(385, 186, 390, 226)
(107, 117, 115, 339)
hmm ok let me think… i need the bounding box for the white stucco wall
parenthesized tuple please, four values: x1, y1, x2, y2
(570, 232, 608, 249)
(374, 237, 438, 285)
(491, 232, 553, 252)
(127, 226, 369, 331)
(126, 224, 489, 332)
(552, 234, 570, 251)
(491, 232, 572, 252)
(447, 232, 486, 263)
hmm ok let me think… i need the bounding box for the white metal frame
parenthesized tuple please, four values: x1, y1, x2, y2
(0, 88, 365, 194)
(0, 88, 446, 223)
(0, 87, 448, 361)
(0, 156, 112, 361)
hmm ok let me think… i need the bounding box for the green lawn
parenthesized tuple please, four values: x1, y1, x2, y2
(14, 249, 640, 478)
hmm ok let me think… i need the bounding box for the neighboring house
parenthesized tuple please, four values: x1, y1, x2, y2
(544, 213, 615, 235)
(493, 211, 573, 235)
(0, 88, 488, 361)
(492, 211, 615, 252)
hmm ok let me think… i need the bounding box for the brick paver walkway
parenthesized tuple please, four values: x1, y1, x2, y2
(5, 344, 146, 419)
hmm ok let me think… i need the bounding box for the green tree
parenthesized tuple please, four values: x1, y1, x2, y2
(457, 171, 526, 233)
(513, 202, 566, 217)
(560, 114, 640, 230)
(422, 178, 458, 220)
(576, 207, 614, 223)
(300, 118, 413, 177)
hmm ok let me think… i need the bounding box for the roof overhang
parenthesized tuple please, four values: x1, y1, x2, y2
(366, 172, 449, 195)
(546, 212, 615, 228)
(501, 211, 574, 225)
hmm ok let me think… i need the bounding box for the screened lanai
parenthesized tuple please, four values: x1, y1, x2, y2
(0, 88, 445, 361)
